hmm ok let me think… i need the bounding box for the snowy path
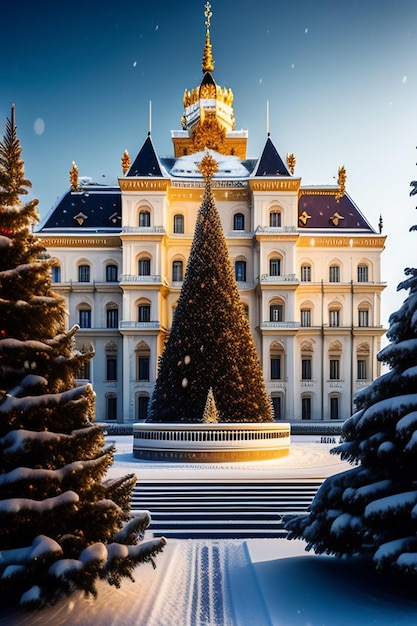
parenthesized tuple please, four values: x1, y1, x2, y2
(135, 540, 271, 626)
(2, 540, 272, 626)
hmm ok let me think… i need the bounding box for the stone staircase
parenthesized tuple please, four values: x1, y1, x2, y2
(131, 480, 322, 539)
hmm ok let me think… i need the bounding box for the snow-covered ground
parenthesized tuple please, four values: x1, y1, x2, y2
(2, 436, 417, 625)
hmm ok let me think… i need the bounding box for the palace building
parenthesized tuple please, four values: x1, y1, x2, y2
(36, 4, 386, 425)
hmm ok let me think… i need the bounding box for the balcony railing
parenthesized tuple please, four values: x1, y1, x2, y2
(119, 321, 161, 330)
(120, 274, 165, 284)
(260, 321, 300, 330)
(121, 226, 165, 234)
(259, 273, 299, 283)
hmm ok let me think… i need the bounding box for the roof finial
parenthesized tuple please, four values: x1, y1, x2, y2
(148, 100, 152, 136)
(266, 101, 270, 137)
(202, 2, 214, 73)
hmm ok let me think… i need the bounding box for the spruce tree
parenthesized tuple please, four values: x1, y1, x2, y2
(147, 153, 272, 423)
(284, 170, 417, 579)
(0, 106, 165, 609)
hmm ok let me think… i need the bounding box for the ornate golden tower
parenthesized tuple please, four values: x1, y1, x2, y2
(172, 2, 247, 159)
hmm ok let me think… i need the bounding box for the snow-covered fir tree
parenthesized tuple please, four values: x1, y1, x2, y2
(147, 153, 273, 423)
(0, 106, 165, 609)
(284, 173, 417, 580)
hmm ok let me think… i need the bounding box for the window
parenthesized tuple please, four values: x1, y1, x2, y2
(358, 265, 368, 282)
(270, 304, 283, 322)
(106, 264, 118, 282)
(358, 309, 369, 327)
(301, 359, 312, 380)
(271, 396, 281, 420)
(106, 307, 119, 328)
(138, 396, 149, 421)
(106, 357, 117, 381)
(78, 265, 90, 282)
(357, 359, 367, 380)
(174, 214, 184, 234)
(139, 210, 150, 227)
(329, 265, 340, 282)
(138, 304, 151, 322)
(330, 359, 340, 380)
(271, 357, 281, 380)
(301, 265, 311, 282)
(269, 258, 281, 277)
(301, 309, 311, 327)
(302, 397, 312, 420)
(76, 359, 90, 380)
(106, 395, 117, 420)
(138, 258, 151, 276)
(233, 213, 245, 230)
(269, 212, 281, 227)
(51, 265, 61, 282)
(329, 309, 340, 327)
(79, 309, 91, 328)
(235, 260, 246, 282)
(138, 356, 150, 381)
(330, 396, 339, 419)
(172, 260, 183, 282)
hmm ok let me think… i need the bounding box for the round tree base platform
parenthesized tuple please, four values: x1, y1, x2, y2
(133, 422, 291, 463)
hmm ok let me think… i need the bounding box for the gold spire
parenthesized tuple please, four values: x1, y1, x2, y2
(202, 2, 214, 72)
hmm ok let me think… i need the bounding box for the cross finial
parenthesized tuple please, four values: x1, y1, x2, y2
(204, 2, 212, 30)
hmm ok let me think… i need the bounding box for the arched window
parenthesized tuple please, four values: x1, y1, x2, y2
(330, 395, 340, 419)
(51, 264, 61, 283)
(269, 211, 281, 227)
(358, 306, 370, 327)
(106, 394, 117, 420)
(270, 304, 283, 322)
(106, 306, 119, 328)
(172, 260, 183, 282)
(300, 264, 311, 282)
(270, 341, 284, 380)
(78, 264, 90, 282)
(301, 396, 312, 420)
(135, 342, 150, 381)
(138, 304, 151, 322)
(79, 306, 92, 328)
(235, 260, 246, 282)
(233, 213, 245, 230)
(269, 258, 281, 276)
(138, 258, 151, 276)
(357, 343, 370, 380)
(139, 210, 151, 227)
(357, 264, 369, 282)
(106, 264, 118, 282)
(329, 265, 340, 282)
(138, 394, 150, 420)
(173, 214, 184, 234)
(300, 308, 312, 327)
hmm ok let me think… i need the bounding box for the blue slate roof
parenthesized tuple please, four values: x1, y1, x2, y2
(251, 137, 291, 177)
(38, 185, 122, 232)
(127, 135, 167, 177)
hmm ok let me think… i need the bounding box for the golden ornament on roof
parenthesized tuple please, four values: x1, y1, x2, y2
(202, 2, 214, 72)
(197, 153, 219, 179)
(335, 165, 346, 201)
(121, 150, 131, 175)
(286, 153, 296, 175)
(69, 161, 79, 191)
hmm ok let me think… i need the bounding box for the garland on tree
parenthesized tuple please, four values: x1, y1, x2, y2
(147, 152, 273, 423)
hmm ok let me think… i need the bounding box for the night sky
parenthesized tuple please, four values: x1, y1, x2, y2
(2, 0, 417, 326)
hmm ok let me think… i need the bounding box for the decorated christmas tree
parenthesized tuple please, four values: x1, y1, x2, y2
(0, 106, 165, 609)
(147, 153, 272, 423)
(284, 171, 417, 579)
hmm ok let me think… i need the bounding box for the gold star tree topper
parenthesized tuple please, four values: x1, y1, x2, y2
(197, 153, 219, 179)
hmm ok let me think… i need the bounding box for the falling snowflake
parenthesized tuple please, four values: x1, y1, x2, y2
(402, 76, 408, 84)
(182, 378, 188, 388)
(184, 355, 191, 365)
